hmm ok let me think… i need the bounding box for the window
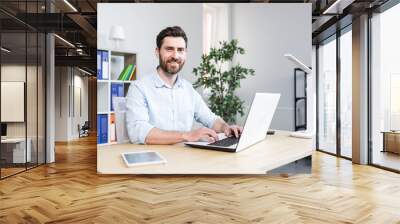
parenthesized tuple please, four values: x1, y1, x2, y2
(202, 3, 230, 54)
(370, 3, 400, 171)
(339, 28, 352, 158)
(318, 36, 337, 155)
(0, 1, 47, 179)
(317, 25, 353, 159)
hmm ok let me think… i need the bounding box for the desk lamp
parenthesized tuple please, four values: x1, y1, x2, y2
(284, 54, 314, 139)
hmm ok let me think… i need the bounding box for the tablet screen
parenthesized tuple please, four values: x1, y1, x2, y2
(123, 152, 164, 164)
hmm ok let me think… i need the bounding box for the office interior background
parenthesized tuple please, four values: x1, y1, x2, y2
(97, 3, 312, 147)
(1, 0, 400, 223)
(1, 0, 399, 177)
(0, 0, 97, 179)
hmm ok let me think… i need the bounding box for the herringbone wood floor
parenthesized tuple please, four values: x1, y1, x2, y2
(1, 135, 400, 224)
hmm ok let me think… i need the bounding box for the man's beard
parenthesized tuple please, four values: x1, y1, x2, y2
(159, 56, 185, 76)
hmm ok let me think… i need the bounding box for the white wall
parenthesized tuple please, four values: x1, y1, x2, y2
(54, 67, 89, 141)
(55, 67, 69, 141)
(98, 3, 312, 131)
(98, 3, 203, 83)
(72, 73, 89, 138)
(1, 65, 39, 136)
(231, 3, 312, 130)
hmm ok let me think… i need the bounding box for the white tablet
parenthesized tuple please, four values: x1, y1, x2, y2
(121, 151, 166, 167)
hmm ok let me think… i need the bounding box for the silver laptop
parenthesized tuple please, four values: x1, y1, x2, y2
(184, 93, 280, 152)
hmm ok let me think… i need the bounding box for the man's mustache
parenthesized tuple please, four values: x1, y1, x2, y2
(167, 58, 181, 63)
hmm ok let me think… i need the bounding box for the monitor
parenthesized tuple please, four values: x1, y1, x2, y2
(1, 123, 7, 137)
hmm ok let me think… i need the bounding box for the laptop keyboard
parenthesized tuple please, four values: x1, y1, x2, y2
(208, 136, 240, 147)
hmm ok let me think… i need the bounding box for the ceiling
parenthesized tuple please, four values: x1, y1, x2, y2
(0, 0, 391, 74)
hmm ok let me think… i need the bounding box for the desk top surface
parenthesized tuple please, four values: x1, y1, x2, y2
(97, 131, 314, 175)
(1, 138, 27, 143)
(381, 131, 400, 134)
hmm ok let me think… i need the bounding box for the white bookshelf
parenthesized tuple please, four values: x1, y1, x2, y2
(97, 49, 137, 145)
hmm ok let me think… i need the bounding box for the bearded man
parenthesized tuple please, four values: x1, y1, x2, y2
(126, 26, 242, 145)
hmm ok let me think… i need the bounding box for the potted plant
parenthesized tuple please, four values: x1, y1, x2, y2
(193, 39, 255, 123)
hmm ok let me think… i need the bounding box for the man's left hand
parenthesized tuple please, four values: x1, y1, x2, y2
(223, 125, 243, 138)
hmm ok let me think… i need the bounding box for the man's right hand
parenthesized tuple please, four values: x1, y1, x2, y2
(182, 127, 219, 143)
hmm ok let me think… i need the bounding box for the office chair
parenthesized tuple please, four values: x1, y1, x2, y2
(79, 121, 90, 138)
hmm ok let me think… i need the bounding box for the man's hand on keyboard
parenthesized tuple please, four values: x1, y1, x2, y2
(223, 125, 243, 138)
(183, 127, 219, 143)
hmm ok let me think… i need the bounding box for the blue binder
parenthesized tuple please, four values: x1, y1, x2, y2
(97, 114, 108, 144)
(110, 83, 124, 111)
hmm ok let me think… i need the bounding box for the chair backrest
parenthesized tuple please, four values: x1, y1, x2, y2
(112, 97, 129, 143)
(82, 121, 90, 129)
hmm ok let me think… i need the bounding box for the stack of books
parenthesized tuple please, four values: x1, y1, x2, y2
(117, 64, 136, 81)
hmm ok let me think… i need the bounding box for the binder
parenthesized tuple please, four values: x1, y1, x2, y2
(129, 65, 136, 80)
(102, 51, 109, 80)
(118, 65, 129, 80)
(122, 65, 133, 81)
(97, 114, 108, 144)
(97, 50, 102, 79)
(115, 64, 136, 81)
(110, 83, 124, 111)
(110, 114, 116, 142)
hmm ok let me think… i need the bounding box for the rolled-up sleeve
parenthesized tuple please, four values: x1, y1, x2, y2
(193, 90, 218, 128)
(125, 83, 154, 144)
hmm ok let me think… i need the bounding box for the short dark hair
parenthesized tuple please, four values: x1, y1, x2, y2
(156, 26, 188, 49)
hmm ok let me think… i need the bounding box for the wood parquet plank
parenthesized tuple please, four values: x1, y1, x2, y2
(0, 135, 400, 223)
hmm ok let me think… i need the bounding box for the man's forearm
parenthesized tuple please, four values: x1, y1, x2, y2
(144, 128, 187, 145)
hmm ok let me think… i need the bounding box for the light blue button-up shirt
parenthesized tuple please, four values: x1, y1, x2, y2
(125, 72, 218, 144)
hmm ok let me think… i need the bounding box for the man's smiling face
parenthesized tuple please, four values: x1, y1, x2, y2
(157, 36, 186, 76)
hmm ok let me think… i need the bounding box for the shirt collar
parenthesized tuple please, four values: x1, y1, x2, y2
(153, 71, 183, 89)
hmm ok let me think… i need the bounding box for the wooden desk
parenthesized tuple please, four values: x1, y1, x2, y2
(382, 131, 400, 154)
(1, 138, 31, 163)
(97, 131, 314, 174)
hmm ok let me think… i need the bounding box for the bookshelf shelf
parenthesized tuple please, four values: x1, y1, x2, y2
(110, 80, 132, 84)
(97, 49, 137, 145)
